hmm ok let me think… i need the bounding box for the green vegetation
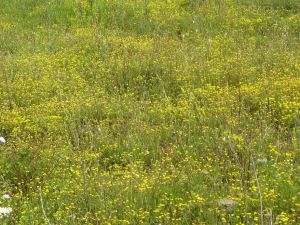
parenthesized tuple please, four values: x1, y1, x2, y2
(1, 0, 300, 224)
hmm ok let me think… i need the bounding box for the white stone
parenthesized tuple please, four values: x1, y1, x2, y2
(218, 198, 238, 208)
(0, 137, 6, 143)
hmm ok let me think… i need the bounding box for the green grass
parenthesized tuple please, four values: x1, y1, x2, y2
(1, 0, 300, 224)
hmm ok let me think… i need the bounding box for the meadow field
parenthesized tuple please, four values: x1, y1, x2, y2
(1, 0, 300, 224)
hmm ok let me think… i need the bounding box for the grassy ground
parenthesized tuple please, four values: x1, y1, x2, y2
(0, 0, 300, 224)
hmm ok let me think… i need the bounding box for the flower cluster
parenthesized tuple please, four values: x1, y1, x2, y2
(1, 0, 300, 224)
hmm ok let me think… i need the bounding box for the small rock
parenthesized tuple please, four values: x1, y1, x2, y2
(218, 198, 238, 208)
(256, 158, 268, 165)
(0, 137, 6, 143)
(202, 169, 209, 175)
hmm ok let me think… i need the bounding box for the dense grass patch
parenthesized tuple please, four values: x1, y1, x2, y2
(1, 0, 300, 224)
